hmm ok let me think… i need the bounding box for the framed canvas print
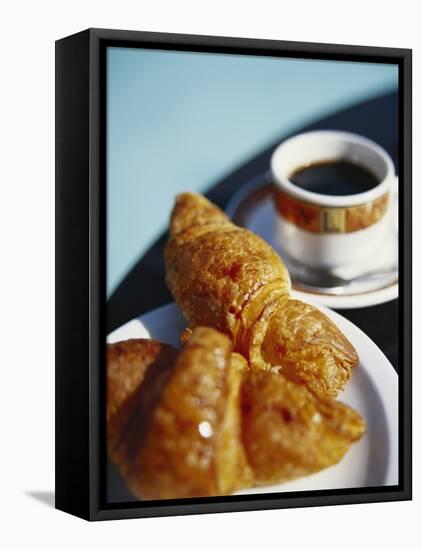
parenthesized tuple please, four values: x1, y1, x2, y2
(55, 28, 412, 521)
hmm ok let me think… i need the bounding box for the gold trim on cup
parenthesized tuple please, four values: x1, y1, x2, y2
(273, 187, 390, 234)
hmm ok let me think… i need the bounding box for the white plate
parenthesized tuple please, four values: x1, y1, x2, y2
(226, 179, 398, 309)
(107, 301, 398, 499)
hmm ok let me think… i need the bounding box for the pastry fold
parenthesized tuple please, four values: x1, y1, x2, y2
(108, 329, 252, 500)
(106, 338, 179, 458)
(241, 369, 365, 485)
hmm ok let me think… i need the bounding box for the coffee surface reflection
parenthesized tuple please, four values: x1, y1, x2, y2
(289, 160, 379, 196)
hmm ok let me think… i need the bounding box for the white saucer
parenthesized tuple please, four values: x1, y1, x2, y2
(226, 179, 398, 309)
(107, 302, 398, 500)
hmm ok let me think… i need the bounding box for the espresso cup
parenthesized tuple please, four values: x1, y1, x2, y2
(270, 130, 396, 270)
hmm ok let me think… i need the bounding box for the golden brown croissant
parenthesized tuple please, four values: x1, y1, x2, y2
(108, 328, 253, 500)
(107, 329, 365, 500)
(241, 369, 365, 485)
(165, 193, 358, 398)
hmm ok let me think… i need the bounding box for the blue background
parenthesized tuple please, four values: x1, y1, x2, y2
(107, 47, 398, 296)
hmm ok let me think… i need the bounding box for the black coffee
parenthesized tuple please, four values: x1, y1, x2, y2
(289, 160, 379, 196)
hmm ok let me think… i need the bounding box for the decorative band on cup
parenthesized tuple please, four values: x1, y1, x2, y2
(273, 187, 389, 234)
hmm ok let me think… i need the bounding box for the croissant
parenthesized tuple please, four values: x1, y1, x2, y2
(108, 328, 253, 500)
(107, 329, 365, 500)
(165, 193, 358, 398)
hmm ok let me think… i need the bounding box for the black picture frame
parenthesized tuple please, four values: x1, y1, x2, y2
(55, 27, 412, 521)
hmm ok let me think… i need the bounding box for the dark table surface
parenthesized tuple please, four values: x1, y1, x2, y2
(107, 91, 399, 374)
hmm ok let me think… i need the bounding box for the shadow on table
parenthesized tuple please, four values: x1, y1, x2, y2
(26, 491, 55, 508)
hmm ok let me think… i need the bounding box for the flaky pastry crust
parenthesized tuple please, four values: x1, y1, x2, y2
(108, 329, 253, 500)
(165, 193, 358, 398)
